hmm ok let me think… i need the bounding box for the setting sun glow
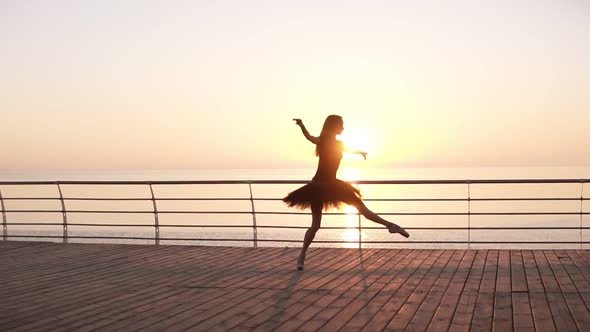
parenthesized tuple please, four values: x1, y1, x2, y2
(339, 130, 372, 155)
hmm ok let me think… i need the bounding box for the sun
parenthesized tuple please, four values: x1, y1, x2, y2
(338, 128, 375, 159)
(338, 130, 372, 153)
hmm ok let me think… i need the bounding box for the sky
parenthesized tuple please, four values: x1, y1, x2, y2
(1, 0, 589, 171)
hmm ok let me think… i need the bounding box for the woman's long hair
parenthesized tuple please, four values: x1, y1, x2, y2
(315, 115, 343, 156)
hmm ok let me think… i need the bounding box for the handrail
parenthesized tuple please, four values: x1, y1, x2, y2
(0, 178, 587, 248)
(0, 178, 587, 185)
(1, 197, 587, 202)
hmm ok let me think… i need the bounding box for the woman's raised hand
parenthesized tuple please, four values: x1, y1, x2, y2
(293, 118, 303, 126)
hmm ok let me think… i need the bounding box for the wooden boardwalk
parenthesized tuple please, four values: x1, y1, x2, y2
(1, 241, 590, 331)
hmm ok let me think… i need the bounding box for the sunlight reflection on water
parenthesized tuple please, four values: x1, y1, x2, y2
(340, 206, 361, 248)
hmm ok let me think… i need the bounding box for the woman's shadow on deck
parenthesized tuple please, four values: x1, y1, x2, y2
(262, 248, 372, 329)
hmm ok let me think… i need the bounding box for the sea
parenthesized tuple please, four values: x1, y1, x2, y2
(1, 167, 589, 249)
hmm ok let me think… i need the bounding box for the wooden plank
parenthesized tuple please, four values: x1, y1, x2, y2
(216, 249, 389, 330)
(576, 250, 590, 270)
(533, 251, 578, 331)
(532, 250, 560, 292)
(544, 250, 577, 293)
(291, 249, 373, 291)
(519, 250, 557, 332)
(0, 245, 185, 328)
(148, 248, 374, 331)
(471, 250, 499, 331)
(278, 250, 422, 332)
(17, 264, 235, 330)
(512, 292, 535, 332)
(73, 288, 207, 332)
(176, 247, 288, 288)
(493, 250, 512, 332)
(148, 259, 306, 329)
(383, 250, 456, 330)
(284, 250, 420, 332)
(247, 250, 399, 331)
(243, 249, 400, 331)
(361, 250, 446, 331)
(544, 250, 590, 330)
(571, 250, 590, 290)
(563, 250, 590, 293)
(87, 248, 300, 332)
(528, 292, 557, 332)
(2, 245, 176, 294)
(330, 250, 395, 292)
(522, 250, 543, 292)
(40, 286, 191, 331)
(0, 241, 36, 252)
(511, 250, 528, 292)
(399, 250, 466, 331)
(9, 245, 290, 330)
(0, 243, 135, 290)
(260, 249, 384, 332)
(427, 250, 477, 331)
(448, 250, 488, 332)
(562, 250, 590, 311)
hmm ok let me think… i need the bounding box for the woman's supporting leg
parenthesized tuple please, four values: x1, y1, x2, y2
(297, 202, 322, 270)
(351, 200, 410, 238)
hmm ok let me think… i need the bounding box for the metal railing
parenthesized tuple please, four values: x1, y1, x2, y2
(0, 179, 587, 248)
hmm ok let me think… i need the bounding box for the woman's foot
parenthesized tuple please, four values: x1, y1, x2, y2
(387, 222, 410, 238)
(296, 256, 305, 271)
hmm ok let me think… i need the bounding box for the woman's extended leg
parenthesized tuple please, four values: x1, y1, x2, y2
(350, 200, 410, 238)
(297, 202, 322, 270)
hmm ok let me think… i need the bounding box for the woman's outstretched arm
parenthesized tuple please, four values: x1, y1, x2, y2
(293, 119, 319, 144)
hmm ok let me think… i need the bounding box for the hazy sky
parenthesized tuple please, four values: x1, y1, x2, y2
(1, 0, 589, 171)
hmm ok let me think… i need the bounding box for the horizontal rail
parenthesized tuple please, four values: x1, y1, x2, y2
(0, 178, 587, 185)
(8, 222, 590, 230)
(1, 196, 588, 202)
(3, 209, 589, 216)
(5, 234, 590, 245)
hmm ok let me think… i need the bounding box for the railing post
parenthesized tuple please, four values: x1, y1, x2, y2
(149, 184, 160, 245)
(248, 182, 258, 248)
(356, 183, 362, 249)
(0, 188, 7, 241)
(467, 182, 471, 250)
(358, 212, 362, 250)
(57, 183, 68, 244)
(580, 180, 584, 249)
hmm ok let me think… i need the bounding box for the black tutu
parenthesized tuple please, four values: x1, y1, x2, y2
(283, 179, 361, 210)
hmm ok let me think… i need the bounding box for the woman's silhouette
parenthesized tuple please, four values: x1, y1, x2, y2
(284, 115, 409, 270)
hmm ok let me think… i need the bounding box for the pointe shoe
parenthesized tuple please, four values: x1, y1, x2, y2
(388, 223, 410, 238)
(296, 257, 305, 271)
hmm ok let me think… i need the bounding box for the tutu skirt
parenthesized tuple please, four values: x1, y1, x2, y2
(283, 179, 361, 210)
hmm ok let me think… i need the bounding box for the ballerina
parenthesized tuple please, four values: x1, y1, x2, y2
(284, 115, 409, 270)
